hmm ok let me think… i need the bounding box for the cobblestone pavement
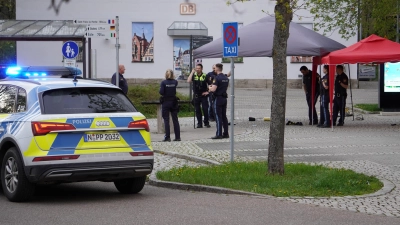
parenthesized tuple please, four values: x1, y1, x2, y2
(149, 88, 400, 217)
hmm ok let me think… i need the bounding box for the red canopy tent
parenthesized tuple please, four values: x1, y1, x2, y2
(312, 34, 400, 128)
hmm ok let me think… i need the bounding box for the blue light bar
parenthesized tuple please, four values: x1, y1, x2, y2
(6, 67, 22, 75)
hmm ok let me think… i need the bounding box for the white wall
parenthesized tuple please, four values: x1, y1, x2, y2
(16, 0, 357, 80)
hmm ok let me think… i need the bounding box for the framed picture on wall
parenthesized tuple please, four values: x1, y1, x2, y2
(173, 39, 190, 80)
(132, 22, 154, 62)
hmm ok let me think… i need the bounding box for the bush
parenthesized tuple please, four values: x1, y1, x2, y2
(127, 84, 192, 118)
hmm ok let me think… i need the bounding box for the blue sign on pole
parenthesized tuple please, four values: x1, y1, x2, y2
(222, 22, 238, 57)
(62, 41, 79, 59)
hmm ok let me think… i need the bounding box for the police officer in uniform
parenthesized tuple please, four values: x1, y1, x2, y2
(332, 65, 349, 126)
(209, 63, 229, 139)
(206, 64, 217, 122)
(318, 65, 330, 128)
(300, 66, 320, 125)
(188, 64, 210, 128)
(159, 69, 181, 142)
(111, 64, 128, 95)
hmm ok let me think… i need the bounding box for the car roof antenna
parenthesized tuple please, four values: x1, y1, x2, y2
(73, 75, 78, 86)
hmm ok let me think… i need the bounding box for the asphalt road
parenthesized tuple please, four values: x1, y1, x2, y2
(0, 182, 398, 225)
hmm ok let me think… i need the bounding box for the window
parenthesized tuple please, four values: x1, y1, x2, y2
(42, 88, 137, 114)
(16, 88, 27, 112)
(0, 85, 17, 114)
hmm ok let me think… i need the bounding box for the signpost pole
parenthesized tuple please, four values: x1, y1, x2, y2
(222, 22, 238, 162)
(230, 58, 235, 162)
(116, 16, 119, 88)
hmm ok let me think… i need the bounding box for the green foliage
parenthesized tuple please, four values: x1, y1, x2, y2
(354, 104, 381, 112)
(305, 0, 398, 41)
(157, 162, 383, 197)
(0, 0, 15, 19)
(0, 0, 16, 65)
(0, 41, 16, 64)
(126, 84, 192, 118)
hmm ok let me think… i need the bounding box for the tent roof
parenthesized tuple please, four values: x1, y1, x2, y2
(321, 34, 400, 64)
(193, 16, 346, 58)
(0, 20, 86, 41)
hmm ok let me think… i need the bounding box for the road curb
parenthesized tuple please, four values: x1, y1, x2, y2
(153, 149, 221, 165)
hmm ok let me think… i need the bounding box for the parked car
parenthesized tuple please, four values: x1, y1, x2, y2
(0, 66, 153, 202)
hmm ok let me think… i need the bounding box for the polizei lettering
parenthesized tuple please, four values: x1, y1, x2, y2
(72, 119, 93, 124)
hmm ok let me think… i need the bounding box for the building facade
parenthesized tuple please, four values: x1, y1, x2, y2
(15, 0, 358, 88)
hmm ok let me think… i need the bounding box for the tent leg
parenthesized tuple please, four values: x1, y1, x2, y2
(347, 64, 354, 121)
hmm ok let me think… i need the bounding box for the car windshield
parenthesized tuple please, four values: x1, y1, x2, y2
(42, 87, 137, 114)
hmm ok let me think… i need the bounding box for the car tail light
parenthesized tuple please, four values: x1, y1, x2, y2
(128, 119, 150, 132)
(31, 122, 76, 136)
(130, 152, 154, 157)
(32, 155, 80, 162)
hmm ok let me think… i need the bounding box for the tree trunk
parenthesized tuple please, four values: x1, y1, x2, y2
(268, 1, 293, 175)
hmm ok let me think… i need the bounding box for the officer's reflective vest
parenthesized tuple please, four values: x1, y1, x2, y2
(193, 73, 207, 94)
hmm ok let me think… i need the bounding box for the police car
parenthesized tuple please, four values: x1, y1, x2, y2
(0, 66, 153, 202)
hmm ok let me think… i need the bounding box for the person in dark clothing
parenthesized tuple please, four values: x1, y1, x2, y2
(318, 65, 330, 128)
(111, 64, 128, 95)
(206, 64, 232, 123)
(159, 69, 181, 142)
(188, 64, 210, 128)
(209, 63, 229, 139)
(300, 66, 320, 125)
(206, 64, 217, 122)
(332, 65, 349, 126)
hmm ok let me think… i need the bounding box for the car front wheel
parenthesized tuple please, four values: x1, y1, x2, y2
(1, 147, 35, 202)
(114, 176, 146, 194)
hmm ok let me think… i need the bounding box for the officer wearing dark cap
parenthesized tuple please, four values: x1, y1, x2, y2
(332, 65, 349, 126)
(188, 64, 210, 128)
(209, 63, 229, 139)
(159, 69, 181, 142)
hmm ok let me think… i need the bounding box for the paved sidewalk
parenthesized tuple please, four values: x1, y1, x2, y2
(149, 88, 400, 217)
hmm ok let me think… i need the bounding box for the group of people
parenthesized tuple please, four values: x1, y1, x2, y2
(300, 64, 349, 128)
(159, 63, 230, 142)
(111, 63, 348, 142)
(110, 63, 231, 142)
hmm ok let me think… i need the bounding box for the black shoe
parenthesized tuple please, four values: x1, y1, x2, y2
(197, 124, 203, 128)
(333, 123, 336, 126)
(322, 124, 330, 128)
(173, 138, 181, 141)
(205, 124, 211, 128)
(313, 121, 318, 125)
(211, 136, 223, 139)
(222, 134, 229, 138)
(317, 123, 323, 127)
(163, 137, 171, 142)
(337, 123, 344, 126)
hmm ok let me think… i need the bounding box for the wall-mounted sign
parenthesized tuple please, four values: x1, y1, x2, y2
(180, 3, 196, 15)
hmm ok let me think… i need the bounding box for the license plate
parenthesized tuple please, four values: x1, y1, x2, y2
(84, 133, 120, 142)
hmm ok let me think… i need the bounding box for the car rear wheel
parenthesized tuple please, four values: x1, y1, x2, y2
(114, 176, 146, 194)
(1, 147, 35, 202)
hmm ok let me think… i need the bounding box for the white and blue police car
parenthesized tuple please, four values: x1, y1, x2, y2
(0, 66, 153, 202)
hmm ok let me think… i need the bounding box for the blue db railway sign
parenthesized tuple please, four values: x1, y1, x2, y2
(222, 22, 238, 57)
